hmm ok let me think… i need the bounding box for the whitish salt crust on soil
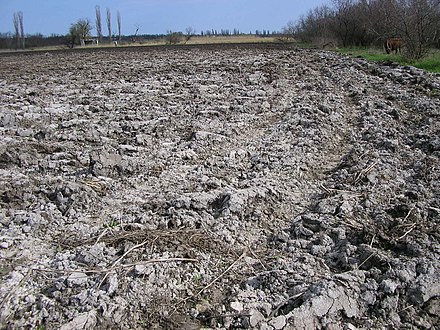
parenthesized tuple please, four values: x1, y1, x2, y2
(0, 45, 439, 329)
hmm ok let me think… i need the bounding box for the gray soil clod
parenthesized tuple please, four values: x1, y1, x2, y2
(0, 44, 439, 329)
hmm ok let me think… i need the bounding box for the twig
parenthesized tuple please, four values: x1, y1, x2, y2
(401, 207, 416, 223)
(397, 223, 416, 240)
(32, 258, 198, 275)
(398, 304, 414, 313)
(175, 250, 247, 306)
(94, 228, 109, 245)
(82, 179, 106, 193)
(70, 228, 206, 248)
(354, 162, 377, 184)
(249, 249, 267, 272)
(98, 239, 150, 288)
(270, 292, 305, 317)
(320, 184, 331, 194)
(111, 240, 149, 269)
(196, 251, 246, 295)
(319, 184, 360, 196)
(318, 258, 331, 272)
(149, 236, 159, 255)
(357, 252, 376, 269)
(369, 234, 376, 247)
(341, 217, 364, 230)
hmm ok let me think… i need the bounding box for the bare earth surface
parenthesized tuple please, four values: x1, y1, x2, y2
(0, 44, 439, 329)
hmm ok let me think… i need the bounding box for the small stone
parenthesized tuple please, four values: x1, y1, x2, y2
(259, 302, 273, 317)
(408, 275, 440, 304)
(0, 242, 10, 249)
(362, 291, 376, 305)
(381, 279, 399, 294)
(345, 324, 358, 330)
(275, 230, 290, 243)
(60, 310, 97, 330)
(269, 315, 286, 329)
(338, 201, 354, 214)
(1, 113, 15, 126)
(249, 309, 265, 327)
(106, 273, 118, 295)
(16, 128, 33, 137)
(262, 101, 271, 110)
(315, 199, 338, 214)
(366, 173, 377, 184)
(134, 265, 147, 275)
(325, 323, 343, 330)
(259, 322, 273, 330)
(425, 298, 440, 316)
(8, 271, 24, 285)
(230, 301, 244, 313)
(396, 269, 415, 282)
(67, 272, 88, 287)
(25, 295, 36, 304)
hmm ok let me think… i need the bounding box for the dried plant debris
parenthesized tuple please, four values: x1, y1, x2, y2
(0, 44, 439, 329)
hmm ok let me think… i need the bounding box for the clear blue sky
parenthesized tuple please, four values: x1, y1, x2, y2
(0, 0, 331, 36)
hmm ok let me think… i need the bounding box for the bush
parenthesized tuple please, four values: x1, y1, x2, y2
(166, 31, 183, 45)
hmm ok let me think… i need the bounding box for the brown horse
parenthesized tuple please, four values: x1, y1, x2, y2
(384, 38, 403, 54)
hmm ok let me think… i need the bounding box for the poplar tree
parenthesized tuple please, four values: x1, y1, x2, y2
(106, 8, 112, 42)
(117, 11, 122, 42)
(95, 6, 102, 43)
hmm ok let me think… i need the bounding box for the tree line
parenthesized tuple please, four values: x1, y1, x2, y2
(12, 11, 25, 49)
(66, 6, 122, 48)
(0, 6, 124, 49)
(1, 5, 277, 49)
(285, 0, 440, 59)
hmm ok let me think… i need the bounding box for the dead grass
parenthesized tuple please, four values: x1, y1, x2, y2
(185, 35, 277, 45)
(0, 35, 281, 54)
(85, 35, 278, 48)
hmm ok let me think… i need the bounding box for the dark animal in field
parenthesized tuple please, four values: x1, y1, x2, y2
(384, 38, 403, 54)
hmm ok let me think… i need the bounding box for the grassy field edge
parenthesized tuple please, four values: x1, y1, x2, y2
(335, 47, 440, 73)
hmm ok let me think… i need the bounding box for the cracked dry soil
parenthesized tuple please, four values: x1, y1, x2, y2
(0, 44, 439, 329)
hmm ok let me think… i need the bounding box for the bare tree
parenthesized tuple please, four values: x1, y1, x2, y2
(67, 18, 92, 48)
(66, 24, 77, 48)
(78, 18, 92, 40)
(95, 5, 102, 43)
(132, 25, 139, 42)
(331, 0, 369, 46)
(291, 0, 440, 57)
(293, 5, 336, 47)
(185, 26, 195, 43)
(433, 2, 440, 48)
(117, 11, 122, 42)
(282, 21, 296, 36)
(166, 30, 183, 44)
(357, 0, 440, 57)
(399, 0, 440, 59)
(12, 11, 25, 49)
(373, 0, 440, 58)
(18, 12, 25, 49)
(359, 0, 392, 45)
(13, 12, 20, 49)
(106, 8, 112, 42)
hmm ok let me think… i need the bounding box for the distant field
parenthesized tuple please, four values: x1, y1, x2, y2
(336, 47, 440, 73)
(128, 35, 279, 47)
(186, 35, 278, 45)
(3, 38, 438, 74)
(0, 35, 280, 53)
